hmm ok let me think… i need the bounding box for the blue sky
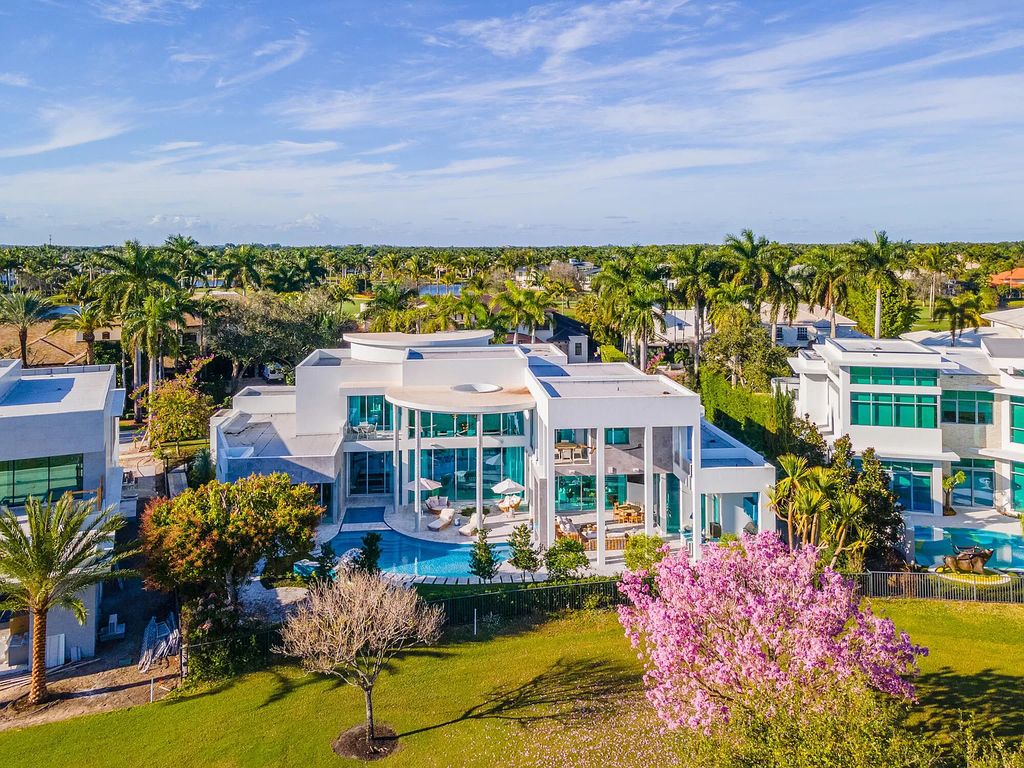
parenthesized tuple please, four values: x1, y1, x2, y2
(1, 0, 1023, 246)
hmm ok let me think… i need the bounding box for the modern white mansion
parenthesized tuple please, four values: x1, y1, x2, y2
(0, 359, 125, 670)
(211, 331, 774, 564)
(785, 307, 1024, 520)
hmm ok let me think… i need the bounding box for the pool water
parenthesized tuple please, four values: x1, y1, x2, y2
(342, 506, 387, 525)
(328, 528, 509, 578)
(914, 525, 1024, 570)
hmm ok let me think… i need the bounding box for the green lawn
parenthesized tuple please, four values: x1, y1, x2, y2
(3, 601, 1023, 768)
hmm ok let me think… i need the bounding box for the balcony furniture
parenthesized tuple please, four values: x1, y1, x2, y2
(428, 509, 456, 531)
(498, 494, 522, 514)
(583, 532, 630, 551)
(613, 502, 643, 524)
(354, 422, 377, 437)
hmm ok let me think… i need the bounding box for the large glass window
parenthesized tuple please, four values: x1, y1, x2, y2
(882, 461, 933, 512)
(555, 474, 627, 512)
(942, 391, 994, 425)
(850, 393, 936, 428)
(1013, 463, 1024, 512)
(605, 428, 630, 445)
(1012, 398, 1024, 444)
(413, 448, 479, 502)
(483, 412, 523, 436)
(0, 455, 84, 506)
(665, 474, 681, 534)
(482, 447, 525, 492)
(347, 452, 393, 495)
(849, 367, 938, 386)
(950, 459, 995, 508)
(347, 395, 393, 431)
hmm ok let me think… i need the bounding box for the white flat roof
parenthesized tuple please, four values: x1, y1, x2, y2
(344, 330, 493, 347)
(385, 384, 535, 413)
(539, 377, 694, 400)
(0, 367, 113, 417)
(220, 412, 340, 457)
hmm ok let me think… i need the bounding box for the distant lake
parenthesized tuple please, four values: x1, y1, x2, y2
(419, 284, 462, 297)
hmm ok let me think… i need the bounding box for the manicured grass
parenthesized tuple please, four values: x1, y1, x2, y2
(3, 601, 1023, 767)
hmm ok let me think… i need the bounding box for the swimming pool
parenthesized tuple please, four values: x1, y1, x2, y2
(914, 525, 1024, 570)
(328, 528, 509, 578)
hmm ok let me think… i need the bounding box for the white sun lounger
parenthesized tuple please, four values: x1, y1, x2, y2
(429, 509, 456, 531)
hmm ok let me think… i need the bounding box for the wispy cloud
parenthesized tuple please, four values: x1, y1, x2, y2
(168, 51, 218, 64)
(214, 33, 310, 88)
(91, 0, 203, 24)
(358, 141, 416, 156)
(412, 156, 523, 176)
(0, 72, 30, 88)
(0, 104, 131, 158)
(276, 89, 379, 130)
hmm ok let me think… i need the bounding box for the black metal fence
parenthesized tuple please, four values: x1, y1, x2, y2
(427, 578, 624, 627)
(856, 571, 1024, 604)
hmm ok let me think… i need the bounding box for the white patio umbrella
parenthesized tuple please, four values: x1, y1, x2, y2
(491, 478, 525, 495)
(405, 478, 442, 492)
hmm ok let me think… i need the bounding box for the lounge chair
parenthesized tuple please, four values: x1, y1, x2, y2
(429, 509, 456, 531)
(459, 519, 479, 537)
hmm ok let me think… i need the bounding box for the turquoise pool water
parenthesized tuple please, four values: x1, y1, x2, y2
(328, 528, 509, 578)
(914, 525, 1024, 570)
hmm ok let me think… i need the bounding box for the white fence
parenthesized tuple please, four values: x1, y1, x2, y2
(857, 571, 1024, 604)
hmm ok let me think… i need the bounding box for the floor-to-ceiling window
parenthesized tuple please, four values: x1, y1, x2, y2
(482, 447, 526, 492)
(883, 461, 933, 512)
(1012, 463, 1024, 512)
(0, 454, 84, 506)
(410, 412, 479, 438)
(413, 448, 479, 502)
(347, 452, 393, 495)
(666, 474, 681, 534)
(347, 395, 393, 431)
(942, 391, 994, 425)
(850, 393, 937, 428)
(1012, 398, 1024, 444)
(950, 459, 995, 508)
(483, 412, 524, 436)
(555, 474, 626, 512)
(605, 428, 630, 445)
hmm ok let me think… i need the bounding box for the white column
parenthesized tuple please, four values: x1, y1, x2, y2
(414, 409, 422, 532)
(691, 423, 702, 562)
(545, 430, 556, 547)
(757, 491, 769, 534)
(643, 425, 654, 536)
(475, 413, 484, 530)
(596, 427, 606, 566)
(392, 405, 401, 511)
(658, 471, 667, 534)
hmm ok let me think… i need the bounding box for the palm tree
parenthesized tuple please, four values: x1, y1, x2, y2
(219, 244, 266, 295)
(622, 282, 666, 371)
(0, 291, 53, 366)
(494, 283, 547, 344)
(669, 245, 721, 375)
(852, 231, 904, 339)
(760, 247, 800, 344)
(914, 245, 951, 320)
(122, 292, 191, 395)
(50, 301, 109, 364)
(934, 292, 985, 346)
(363, 281, 417, 332)
(162, 234, 206, 291)
(420, 294, 461, 332)
(457, 289, 491, 329)
(802, 245, 855, 338)
(707, 282, 755, 332)
(405, 253, 431, 289)
(770, 454, 812, 548)
(722, 229, 771, 303)
(373, 252, 404, 283)
(0, 494, 135, 705)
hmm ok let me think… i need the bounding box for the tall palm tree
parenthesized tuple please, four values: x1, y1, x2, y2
(363, 281, 417, 332)
(162, 234, 206, 291)
(760, 247, 800, 344)
(420, 294, 461, 332)
(49, 301, 109, 364)
(622, 282, 666, 371)
(0, 494, 135, 705)
(769, 454, 812, 548)
(219, 244, 266, 295)
(405, 253, 431, 289)
(852, 231, 904, 339)
(373, 252, 404, 283)
(722, 229, 771, 304)
(457, 289, 491, 329)
(802, 245, 855, 338)
(707, 282, 755, 332)
(669, 245, 721, 375)
(914, 245, 951, 320)
(122, 292, 191, 395)
(934, 292, 985, 346)
(494, 283, 546, 344)
(0, 291, 53, 366)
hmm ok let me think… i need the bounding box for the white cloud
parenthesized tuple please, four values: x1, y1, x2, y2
(0, 104, 130, 158)
(412, 157, 523, 176)
(215, 34, 309, 88)
(154, 140, 203, 152)
(91, 0, 203, 24)
(357, 140, 415, 156)
(0, 72, 30, 88)
(168, 51, 218, 64)
(276, 90, 379, 130)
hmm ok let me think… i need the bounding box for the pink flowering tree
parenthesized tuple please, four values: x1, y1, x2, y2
(618, 532, 926, 732)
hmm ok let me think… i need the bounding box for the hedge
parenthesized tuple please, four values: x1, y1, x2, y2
(699, 373, 777, 457)
(600, 344, 629, 363)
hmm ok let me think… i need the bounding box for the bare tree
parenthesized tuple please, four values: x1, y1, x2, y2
(279, 572, 444, 751)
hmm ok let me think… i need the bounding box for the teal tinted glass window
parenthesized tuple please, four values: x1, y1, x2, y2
(849, 367, 871, 384)
(605, 428, 630, 445)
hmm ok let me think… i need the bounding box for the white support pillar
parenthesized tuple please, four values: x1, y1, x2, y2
(545, 430, 556, 548)
(475, 413, 484, 531)
(757, 491, 769, 534)
(392, 405, 401, 511)
(691, 423, 702, 562)
(658, 470, 667, 533)
(643, 425, 654, 536)
(414, 409, 422, 532)
(596, 428, 606, 566)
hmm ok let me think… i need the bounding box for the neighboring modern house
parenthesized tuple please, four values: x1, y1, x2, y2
(785, 310, 1024, 522)
(530, 311, 594, 363)
(0, 359, 125, 672)
(656, 304, 862, 350)
(211, 330, 774, 566)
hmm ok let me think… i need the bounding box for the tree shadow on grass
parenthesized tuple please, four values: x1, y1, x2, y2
(398, 656, 639, 738)
(912, 666, 1024, 743)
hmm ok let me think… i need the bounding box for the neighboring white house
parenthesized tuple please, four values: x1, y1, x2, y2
(657, 304, 862, 349)
(785, 309, 1024, 523)
(211, 330, 774, 566)
(0, 359, 125, 671)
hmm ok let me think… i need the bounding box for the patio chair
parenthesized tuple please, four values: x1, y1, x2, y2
(429, 509, 456, 531)
(425, 496, 449, 514)
(459, 519, 479, 537)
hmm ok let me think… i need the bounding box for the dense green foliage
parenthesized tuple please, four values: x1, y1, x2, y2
(469, 528, 500, 579)
(623, 533, 666, 572)
(543, 537, 590, 580)
(507, 523, 542, 574)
